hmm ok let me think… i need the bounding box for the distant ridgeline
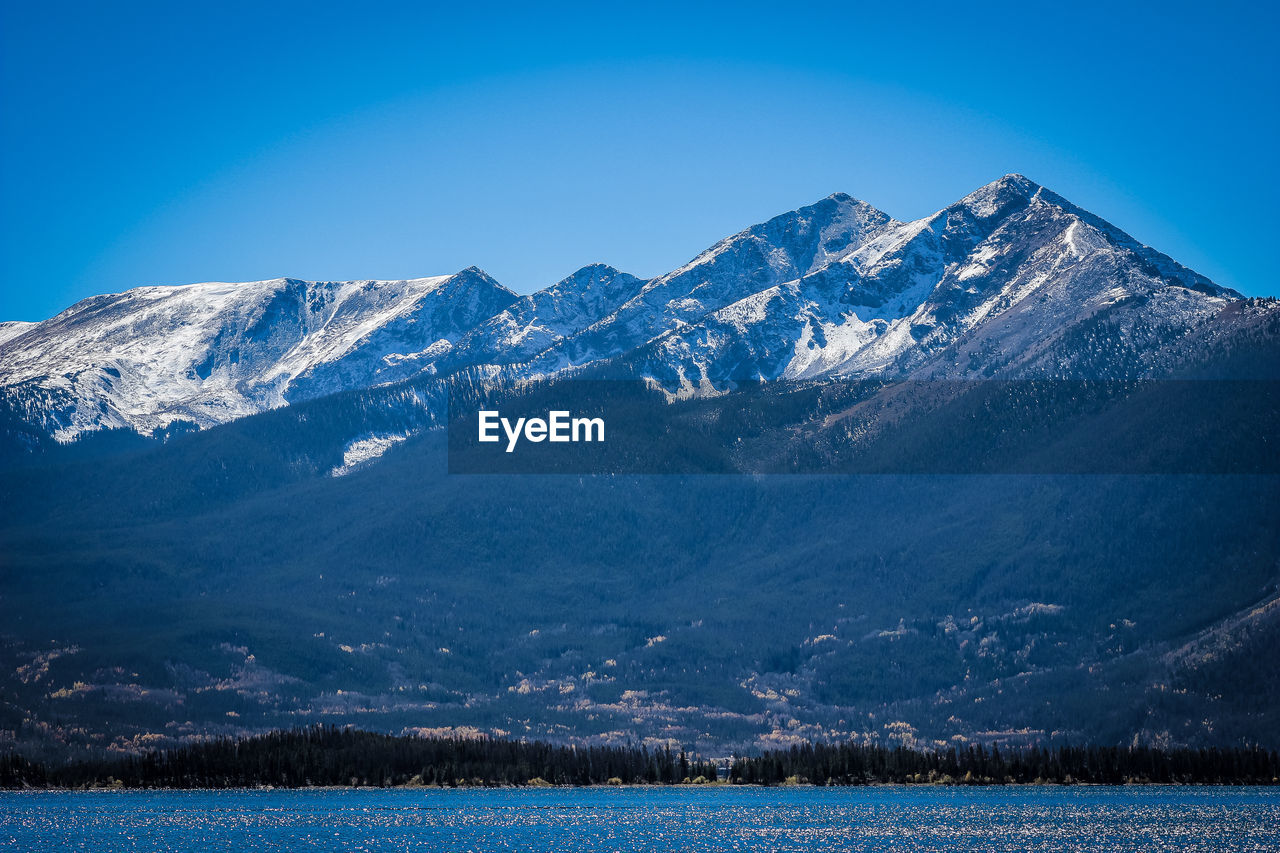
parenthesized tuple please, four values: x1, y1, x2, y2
(2, 728, 1276, 788)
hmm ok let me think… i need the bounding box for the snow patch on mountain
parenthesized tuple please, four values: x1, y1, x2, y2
(0, 321, 35, 347)
(331, 433, 410, 477)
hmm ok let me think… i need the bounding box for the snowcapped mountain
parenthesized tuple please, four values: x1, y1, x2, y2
(0, 175, 1261, 442)
(438, 263, 646, 372)
(610, 175, 1239, 387)
(513, 193, 896, 376)
(0, 268, 515, 439)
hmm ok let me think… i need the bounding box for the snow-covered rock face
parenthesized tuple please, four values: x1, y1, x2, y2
(0, 174, 1255, 442)
(622, 175, 1238, 386)
(518, 193, 899, 375)
(0, 322, 36, 347)
(439, 264, 646, 372)
(0, 269, 516, 440)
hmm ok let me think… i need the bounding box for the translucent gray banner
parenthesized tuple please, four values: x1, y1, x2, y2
(447, 379, 1279, 474)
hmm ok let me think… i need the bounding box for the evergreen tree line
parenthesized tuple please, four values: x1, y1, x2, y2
(0, 726, 718, 789)
(2, 729, 1277, 789)
(728, 742, 1280, 785)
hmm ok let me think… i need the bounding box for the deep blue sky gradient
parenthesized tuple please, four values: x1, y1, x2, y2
(2, 0, 1277, 321)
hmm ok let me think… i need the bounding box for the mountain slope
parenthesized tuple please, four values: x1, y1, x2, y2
(0, 269, 516, 439)
(2, 373, 1277, 756)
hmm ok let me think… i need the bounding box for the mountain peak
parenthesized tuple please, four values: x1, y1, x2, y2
(537, 263, 645, 307)
(450, 266, 517, 296)
(823, 191, 880, 209)
(564, 263, 624, 280)
(997, 172, 1038, 188)
(950, 173, 1043, 217)
(544, 264, 640, 296)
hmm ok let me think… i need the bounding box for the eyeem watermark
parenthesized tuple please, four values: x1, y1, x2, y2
(478, 410, 605, 453)
(448, 379, 1279, 474)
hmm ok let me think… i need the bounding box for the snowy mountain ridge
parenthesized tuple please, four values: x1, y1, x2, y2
(0, 269, 516, 439)
(0, 175, 1254, 441)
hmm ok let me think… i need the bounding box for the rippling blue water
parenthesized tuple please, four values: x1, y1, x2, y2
(2, 786, 1277, 852)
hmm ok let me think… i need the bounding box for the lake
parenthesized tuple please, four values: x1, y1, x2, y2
(2, 786, 1277, 851)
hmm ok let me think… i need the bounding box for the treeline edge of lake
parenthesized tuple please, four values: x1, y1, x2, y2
(1, 726, 1277, 789)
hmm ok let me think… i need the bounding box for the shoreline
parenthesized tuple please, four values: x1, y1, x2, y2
(5, 779, 1279, 792)
(7, 729, 1276, 790)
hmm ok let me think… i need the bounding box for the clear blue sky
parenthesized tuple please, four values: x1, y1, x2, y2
(2, 0, 1276, 321)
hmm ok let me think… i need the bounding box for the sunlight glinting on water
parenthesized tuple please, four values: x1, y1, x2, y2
(3, 786, 1278, 852)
